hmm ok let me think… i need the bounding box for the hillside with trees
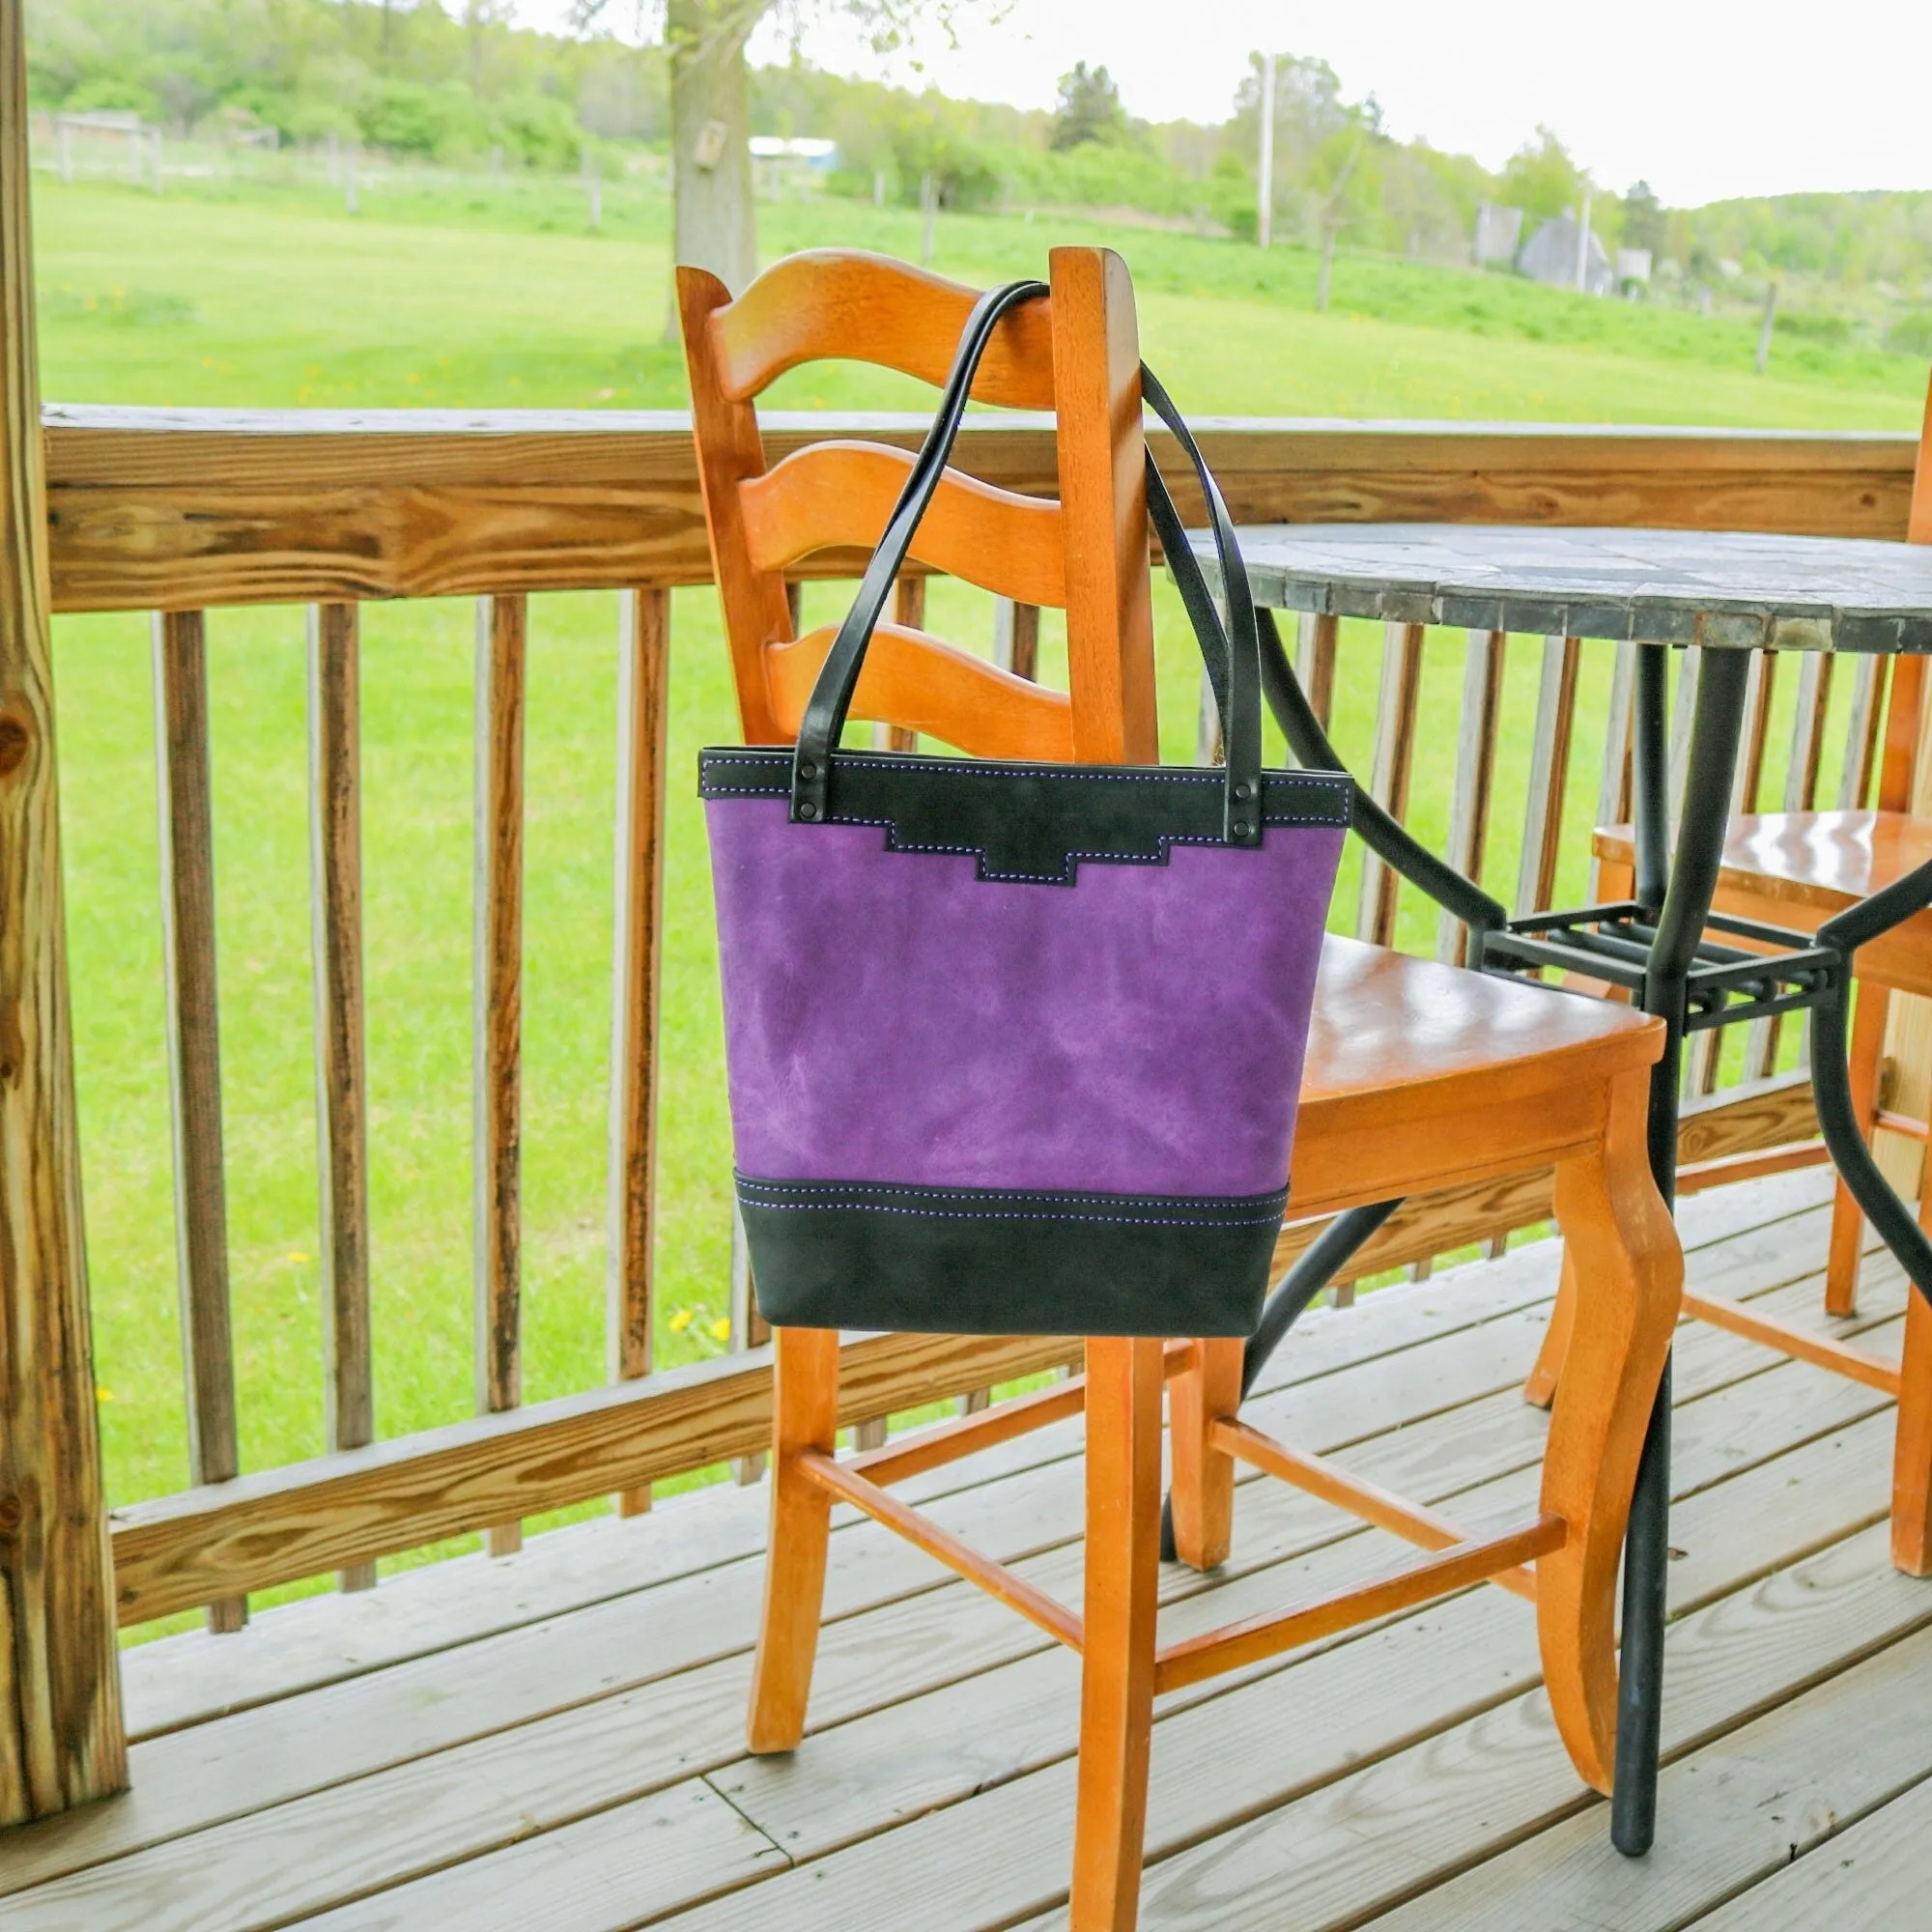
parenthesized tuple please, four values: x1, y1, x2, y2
(25, 0, 1932, 353)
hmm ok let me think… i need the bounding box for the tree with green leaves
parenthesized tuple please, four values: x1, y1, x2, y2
(1622, 179, 1666, 260)
(1050, 61, 1123, 151)
(1500, 124, 1585, 222)
(571, 0, 1001, 299)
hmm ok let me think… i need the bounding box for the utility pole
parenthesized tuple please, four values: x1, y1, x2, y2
(1755, 280, 1779, 375)
(1257, 50, 1276, 249)
(1574, 192, 1593, 291)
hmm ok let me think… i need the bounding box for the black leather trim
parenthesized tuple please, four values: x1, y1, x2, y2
(735, 1174, 1288, 1337)
(700, 749, 1350, 887)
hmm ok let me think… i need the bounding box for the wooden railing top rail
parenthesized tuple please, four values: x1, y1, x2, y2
(43, 405, 1920, 613)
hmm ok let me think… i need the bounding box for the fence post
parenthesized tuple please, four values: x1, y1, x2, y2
(473, 595, 526, 1557)
(608, 588, 670, 1516)
(0, 0, 127, 1819)
(153, 610, 245, 1632)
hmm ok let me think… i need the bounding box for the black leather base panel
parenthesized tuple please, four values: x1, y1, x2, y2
(699, 749, 1351, 887)
(735, 1175, 1289, 1337)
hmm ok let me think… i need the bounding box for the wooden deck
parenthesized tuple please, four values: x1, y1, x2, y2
(7, 1168, 1932, 1929)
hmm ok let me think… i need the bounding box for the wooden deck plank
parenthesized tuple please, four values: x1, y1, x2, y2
(1356, 1623, 1932, 1929)
(1684, 1761, 1932, 1931)
(3, 1774, 781, 1932)
(108, 1188, 1646, 1742)
(663, 1519, 1932, 1932)
(32, 1215, 1880, 1905)
(117, 1169, 1833, 1741)
(43, 1307, 1880, 1932)
(0, 1199, 1874, 1912)
(716, 1391, 1894, 1877)
(14, 1171, 1918, 1930)
(9, 1262, 1626, 1894)
(301, 1779, 788, 1932)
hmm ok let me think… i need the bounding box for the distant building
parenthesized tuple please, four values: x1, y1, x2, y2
(749, 137, 838, 166)
(1615, 248, 1654, 294)
(1518, 213, 1615, 297)
(1473, 202, 1523, 267)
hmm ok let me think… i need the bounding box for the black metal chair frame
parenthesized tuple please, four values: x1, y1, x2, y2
(1195, 613, 1932, 1858)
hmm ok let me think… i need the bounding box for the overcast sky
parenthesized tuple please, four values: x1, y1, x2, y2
(522, 0, 1932, 207)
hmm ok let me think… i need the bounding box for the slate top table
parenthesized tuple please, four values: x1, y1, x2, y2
(1190, 520, 1932, 1861)
(1219, 522, 1932, 655)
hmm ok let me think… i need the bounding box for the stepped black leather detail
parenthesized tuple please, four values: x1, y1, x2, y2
(699, 749, 1350, 887)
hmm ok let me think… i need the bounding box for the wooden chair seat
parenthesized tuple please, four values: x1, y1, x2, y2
(683, 245, 1685, 1931)
(1294, 935, 1664, 1217)
(1595, 811, 1932, 995)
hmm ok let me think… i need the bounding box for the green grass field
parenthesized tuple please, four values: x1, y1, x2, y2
(34, 168, 1923, 1634)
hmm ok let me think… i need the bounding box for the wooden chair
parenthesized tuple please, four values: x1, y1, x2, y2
(1574, 369, 1932, 1576)
(680, 244, 1683, 1931)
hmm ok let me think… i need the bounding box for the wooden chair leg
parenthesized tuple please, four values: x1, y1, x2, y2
(747, 1324, 840, 1754)
(1892, 1288, 1932, 1577)
(1537, 1069, 1684, 1794)
(1828, 980, 1890, 1318)
(1069, 1335, 1164, 1932)
(1167, 1337, 1242, 1571)
(1523, 1246, 1578, 1410)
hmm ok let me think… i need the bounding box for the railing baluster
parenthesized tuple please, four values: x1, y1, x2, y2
(153, 608, 244, 1634)
(875, 577, 923, 753)
(1355, 621, 1425, 947)
(1588, 643, 1636, 900)
(473, 594, 526, 1557)
(1515, 635, 1581, 918)
(1690, 651, 1776, 1094)
(992, 596, 1040, 681)
(1839, 654, 1885, 810)
(306, 601, 375, 1592)
(609, 586, 670, 1517)
(728, 1201, 768, 1485)
(1786, 650, 1835, 811)
(1734, 650, 1776, 812)
(1436, 630, 1506, 964)
(1665, 645, 1702, 843)
(1302, 611, 1339, 731)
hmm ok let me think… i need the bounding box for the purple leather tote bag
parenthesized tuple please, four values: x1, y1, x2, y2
(702, 281, 1350, 1337)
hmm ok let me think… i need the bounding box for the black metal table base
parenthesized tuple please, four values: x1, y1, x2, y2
(1201, 617, 1932, 1859)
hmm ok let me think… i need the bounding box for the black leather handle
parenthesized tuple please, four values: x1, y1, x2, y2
(788, 280, 1265, 847)
(790, 278, 1047, 824)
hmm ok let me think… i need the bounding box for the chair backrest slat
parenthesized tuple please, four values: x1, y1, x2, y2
(708, 250, 1057, 409)
(741, 445, 1065, 607)
(681, 246, 1151, 765)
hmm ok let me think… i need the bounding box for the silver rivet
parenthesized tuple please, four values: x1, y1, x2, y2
(1234, 781, 1254, 803)
(798, 801, 819, 821)
(798, 758, 817, 781)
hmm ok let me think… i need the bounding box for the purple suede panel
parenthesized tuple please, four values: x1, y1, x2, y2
(706, 796, 1342, 1198)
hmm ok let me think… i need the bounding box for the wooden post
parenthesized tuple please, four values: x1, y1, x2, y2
(306, 602, 375, 1592)
(153, 611, 245, 1633)
(1256, 51, 1276, 250)
(0, 0, 127, 1818)
(473, 595, 526, 1557)
(1755, 281, 1778, 376)
(608, 587, 670, 1517)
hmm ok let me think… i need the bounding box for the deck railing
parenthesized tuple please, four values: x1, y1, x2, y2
(11, 401, 1924, 1813)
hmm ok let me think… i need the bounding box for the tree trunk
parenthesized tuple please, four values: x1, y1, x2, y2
(668, 0, 762, 321)
(1316, 226, 1337, 313)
